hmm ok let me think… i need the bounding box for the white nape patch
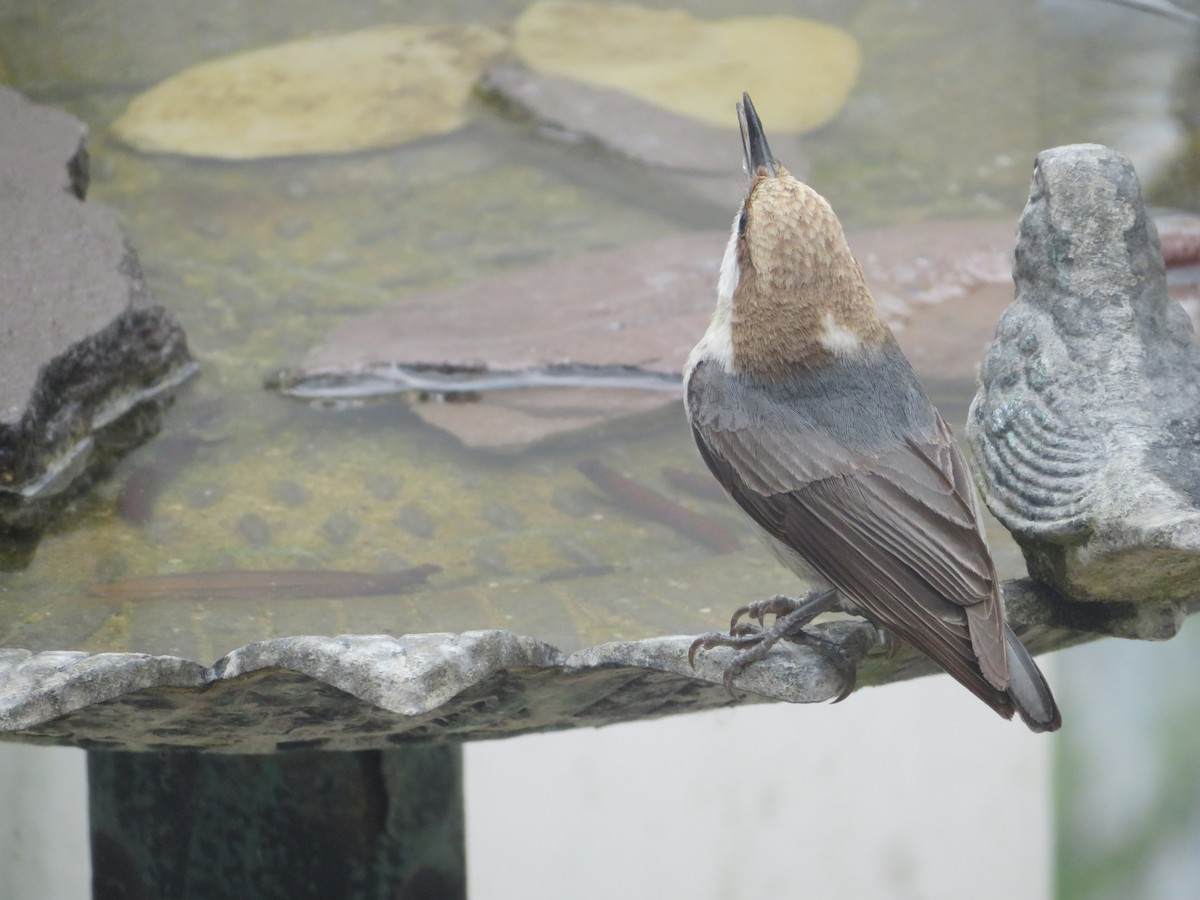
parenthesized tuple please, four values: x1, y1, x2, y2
(684, 212, 741, 381)
(818, 311, 861, 356)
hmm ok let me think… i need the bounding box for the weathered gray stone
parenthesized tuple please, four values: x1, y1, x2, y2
(0, 575, 1159, 752)
(480, 65, 743, 174)
(0, 86, 196, 535)
(968, 143, 1200, 629)
(0, 87, 89, 197)
(478, 64, 812, 210)
(0, 624, 875, 752)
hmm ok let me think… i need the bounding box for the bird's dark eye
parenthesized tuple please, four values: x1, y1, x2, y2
(737, 209, 747, 235)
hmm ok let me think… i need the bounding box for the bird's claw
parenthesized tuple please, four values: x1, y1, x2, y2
(687, 628, 769, 670)
(730, 593, 811, 632)
(687, 634, 707, 669)
(689, 588, 853, 701)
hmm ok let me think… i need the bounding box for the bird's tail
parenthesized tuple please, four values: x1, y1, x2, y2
(1004, 625, 1061, 732)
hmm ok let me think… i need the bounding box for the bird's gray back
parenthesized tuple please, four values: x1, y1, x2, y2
(687, 341, 940, 492)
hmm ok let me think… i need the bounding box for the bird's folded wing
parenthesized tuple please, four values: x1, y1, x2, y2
(692, 410, 1011, 693)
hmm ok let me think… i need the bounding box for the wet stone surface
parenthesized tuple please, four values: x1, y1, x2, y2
(185, 482, 225, 509)
(320, 512, 361, 546)
(393, 505, 435, 539)
(269, 480, 308, 508)
(0, 86, 195, 536)
(237, 513, 272, 547)
(363, 472, 400, 502)
(473, 544, 510, 575)
(480, 499, 525, 531)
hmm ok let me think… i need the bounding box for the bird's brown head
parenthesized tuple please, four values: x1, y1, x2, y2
(716, 93, 891, 380)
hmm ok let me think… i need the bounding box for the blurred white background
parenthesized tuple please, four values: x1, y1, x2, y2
(0, 667, 1056, 900)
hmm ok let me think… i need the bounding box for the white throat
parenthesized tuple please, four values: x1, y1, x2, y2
(684, 212, 741, 383)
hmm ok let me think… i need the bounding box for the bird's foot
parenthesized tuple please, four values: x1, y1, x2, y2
(729, 593, 821, 633)
(688, 588, 856, 701)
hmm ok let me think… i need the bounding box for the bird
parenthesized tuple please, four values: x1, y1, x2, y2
(684, 93, 1061, 732)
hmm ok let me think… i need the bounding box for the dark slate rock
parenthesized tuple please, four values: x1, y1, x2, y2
(0, 86, 195, 535)
(968, 144, 1200, 631)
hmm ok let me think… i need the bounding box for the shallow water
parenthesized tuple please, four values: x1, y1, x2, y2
(4, 3, 1200, 898)
(0, 0, 1196, 665)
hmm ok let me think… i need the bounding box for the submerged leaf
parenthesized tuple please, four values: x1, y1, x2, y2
(513, 2, 860, 132)
(111, 25, 508, 159)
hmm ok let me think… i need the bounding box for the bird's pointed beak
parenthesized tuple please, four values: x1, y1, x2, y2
(738, 92, 776, 179)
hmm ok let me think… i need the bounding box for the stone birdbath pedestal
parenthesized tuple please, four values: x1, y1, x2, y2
(3, 85, 1198, 897)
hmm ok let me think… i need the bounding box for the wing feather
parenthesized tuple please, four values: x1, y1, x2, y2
(688, 362, 1013, 704)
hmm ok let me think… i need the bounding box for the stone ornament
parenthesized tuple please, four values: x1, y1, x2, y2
(968, 143, 1200, 633)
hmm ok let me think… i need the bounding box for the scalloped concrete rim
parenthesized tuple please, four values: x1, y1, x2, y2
(0, 625, 868, 739)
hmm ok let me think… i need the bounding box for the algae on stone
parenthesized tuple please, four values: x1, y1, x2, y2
(513, 1, 859, 132)
(110, 25, 508, 159)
